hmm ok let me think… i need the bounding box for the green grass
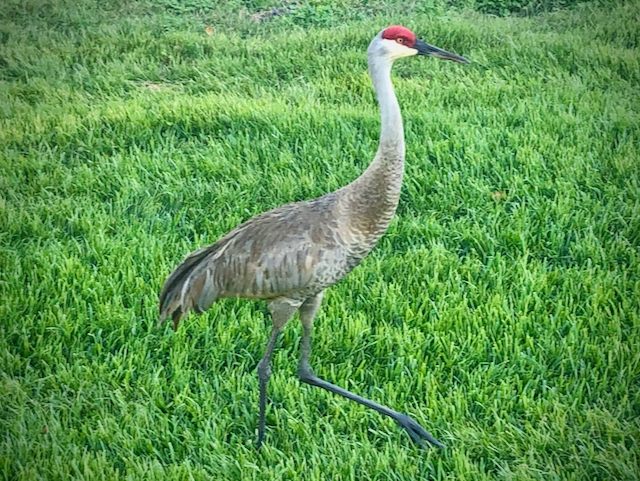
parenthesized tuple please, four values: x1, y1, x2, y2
(1, 0, 639, 479)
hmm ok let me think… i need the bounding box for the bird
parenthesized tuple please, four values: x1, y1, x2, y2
(159, 25, 468, 449)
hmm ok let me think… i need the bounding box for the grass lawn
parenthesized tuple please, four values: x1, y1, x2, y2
(1, 0, 639, 479)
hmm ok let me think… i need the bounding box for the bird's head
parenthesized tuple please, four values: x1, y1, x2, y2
(372, 25, 469, 64)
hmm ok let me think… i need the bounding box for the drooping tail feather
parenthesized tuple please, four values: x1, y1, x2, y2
(158, 244, 220, 330)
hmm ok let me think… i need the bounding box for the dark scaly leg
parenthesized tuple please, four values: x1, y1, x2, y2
(256, 325, 280, 449)
(256, 297, 301, 449)
(297, 292, 443, 448)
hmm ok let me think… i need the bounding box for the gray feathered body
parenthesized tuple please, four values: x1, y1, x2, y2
(160, 33, 405, 329)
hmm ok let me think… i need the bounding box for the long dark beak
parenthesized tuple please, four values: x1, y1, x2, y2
(415, 39, 469, 64)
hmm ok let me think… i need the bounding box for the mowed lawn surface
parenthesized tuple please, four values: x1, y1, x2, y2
(1, 0, 639, 479)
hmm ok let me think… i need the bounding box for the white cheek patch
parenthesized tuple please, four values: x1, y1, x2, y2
(381, 39, 418, 60)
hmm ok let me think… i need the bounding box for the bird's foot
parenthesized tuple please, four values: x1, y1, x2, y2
(395, 413, 444, 449)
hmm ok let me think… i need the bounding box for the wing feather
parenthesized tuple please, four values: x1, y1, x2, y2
(158, 194, 341, 329)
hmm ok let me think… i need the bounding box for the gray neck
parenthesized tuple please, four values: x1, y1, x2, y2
(340, 36, 406, 247)
(368, 50, 405, 155)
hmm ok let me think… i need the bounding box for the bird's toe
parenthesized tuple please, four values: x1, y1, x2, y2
(395, 413, 444, 449)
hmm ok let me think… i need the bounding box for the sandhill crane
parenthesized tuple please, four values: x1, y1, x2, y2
(159, 25, 468, 449)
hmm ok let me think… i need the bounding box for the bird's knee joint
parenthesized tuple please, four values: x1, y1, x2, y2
(297, 364, 315, 384)
(257, 360, 272, 381)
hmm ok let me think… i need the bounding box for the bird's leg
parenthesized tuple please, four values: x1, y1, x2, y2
(297, 293, 443, 449)
(256, 325, 280, 449)
(297, 292, 323, 379)
(256, 297, 302, 449)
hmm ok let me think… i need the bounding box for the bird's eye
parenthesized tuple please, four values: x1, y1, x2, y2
(396, 38, 404, 44)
